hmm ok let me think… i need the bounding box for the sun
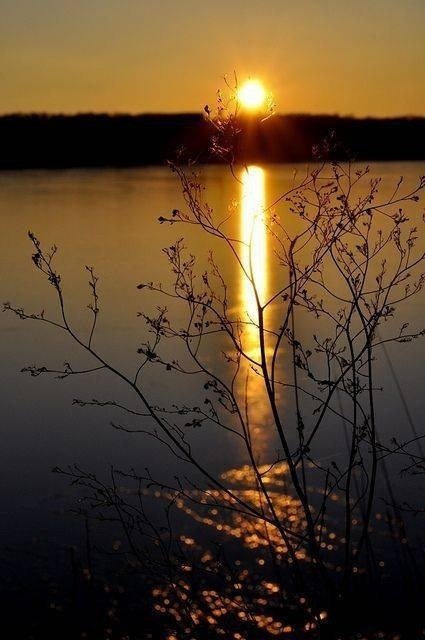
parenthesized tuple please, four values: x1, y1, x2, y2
(237, 79, 267, 111)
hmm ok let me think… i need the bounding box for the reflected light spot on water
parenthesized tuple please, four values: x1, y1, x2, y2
(238, 166, 272, 457)
(241, 165, 267, 328)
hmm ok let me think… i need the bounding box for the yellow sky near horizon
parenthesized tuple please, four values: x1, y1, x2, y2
(1, 0, 424, 117)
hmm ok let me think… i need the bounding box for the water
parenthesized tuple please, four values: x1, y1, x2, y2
(1, 163, 425, 631)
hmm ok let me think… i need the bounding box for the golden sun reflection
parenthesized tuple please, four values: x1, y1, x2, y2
(149, 461, 335, 636)
(240, 165, 267, 329)
(239, 165, 271, 457)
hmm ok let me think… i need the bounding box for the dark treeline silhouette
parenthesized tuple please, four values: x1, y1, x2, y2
(0, 112, 424, 169)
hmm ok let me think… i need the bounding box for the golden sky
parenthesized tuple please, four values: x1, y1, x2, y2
(1, 0, 424, 116)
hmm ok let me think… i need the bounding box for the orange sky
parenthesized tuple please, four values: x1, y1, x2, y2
(1, 0, 424, 116)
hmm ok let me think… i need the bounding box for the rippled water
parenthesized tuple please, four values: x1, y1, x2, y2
(1, 163, 424, 592)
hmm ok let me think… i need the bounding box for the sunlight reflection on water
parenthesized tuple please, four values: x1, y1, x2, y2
(1, 164, 425, 635)
(240, 165, 267, 326)
(1, 163, 424, 528)
(238, 165, 273, 459)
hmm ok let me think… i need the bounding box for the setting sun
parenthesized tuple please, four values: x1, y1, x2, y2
(237, 79, 267, 111)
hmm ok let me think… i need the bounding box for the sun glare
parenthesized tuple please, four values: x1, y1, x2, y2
(237, 79, 267, 111)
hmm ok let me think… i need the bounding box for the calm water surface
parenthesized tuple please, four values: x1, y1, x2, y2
(1, 163, 424, 557)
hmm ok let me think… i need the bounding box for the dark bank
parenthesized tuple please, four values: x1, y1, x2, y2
(1, 113, 425, 169)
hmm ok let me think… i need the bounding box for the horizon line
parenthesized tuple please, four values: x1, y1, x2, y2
(1, 111, 425, 121)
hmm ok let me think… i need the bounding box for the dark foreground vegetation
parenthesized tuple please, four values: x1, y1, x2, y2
(1, 113, 425, 169)
(3, 88, 425, 637)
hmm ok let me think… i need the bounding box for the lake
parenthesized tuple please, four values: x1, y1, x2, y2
(1, 162, 425, 633)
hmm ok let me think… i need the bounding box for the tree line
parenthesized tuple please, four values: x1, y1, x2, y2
(0, 112, 424, 169)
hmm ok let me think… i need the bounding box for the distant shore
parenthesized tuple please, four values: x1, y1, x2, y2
(1, 113, 424, 169)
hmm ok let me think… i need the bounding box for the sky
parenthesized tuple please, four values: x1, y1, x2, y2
(1, 0, 424, 117)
